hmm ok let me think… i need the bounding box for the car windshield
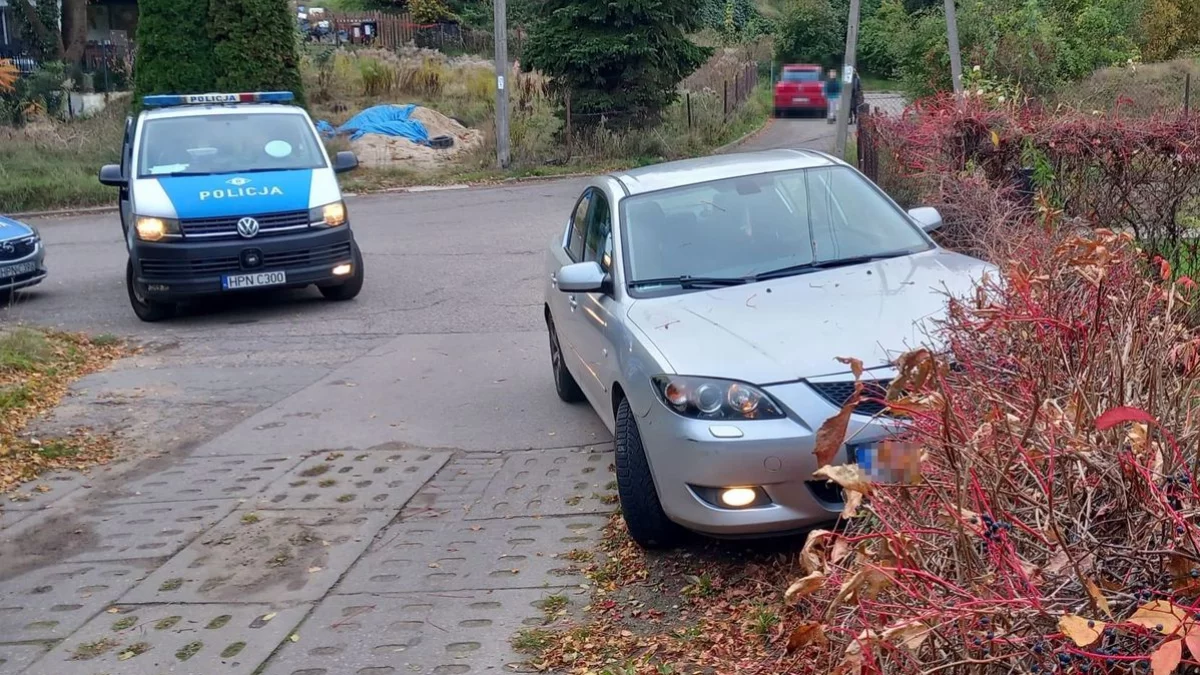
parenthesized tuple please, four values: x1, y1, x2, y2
(620, 166, 932, 287)
(137, 113, 327, 178)
(782, 70, 820, 82)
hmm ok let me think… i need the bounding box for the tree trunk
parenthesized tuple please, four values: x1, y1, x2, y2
(62, 0, 90, 67)
(11, 0, 65, 58)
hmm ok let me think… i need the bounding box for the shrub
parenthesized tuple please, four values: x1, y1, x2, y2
(774, 0, 843, 68)
(791, 225, 1200, 675)
(209, 0, 306, 106)
(133, 0, 217, 105)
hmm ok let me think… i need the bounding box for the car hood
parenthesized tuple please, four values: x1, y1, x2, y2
(626, 249, 994, 384)
(0, 215, 35, 239)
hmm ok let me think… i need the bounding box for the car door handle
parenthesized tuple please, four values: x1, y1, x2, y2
(568, 295, 578, 310)
(550, 273, 557, 289)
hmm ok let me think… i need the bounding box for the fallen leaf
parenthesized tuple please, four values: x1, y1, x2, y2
(1095, 406, 1155, 431)
(813, 385, 862, 468)
(262, 612, 277, 622)
(1151, 638, 1183, 675)
(1085, 579, 1113, 618)
(800, 530, 835, 574)
(841, 489, 864, 519)
(1186, 624, 1200, 661)
(785, 622, 828, 654)
(784, 572, 826, 603)
(880, 620, 931, 651)
(117, 650, 135, 661)
(830, 537, 852, 565)
(832, 629, 875, 675)
(288, 633, 299, 642)
(990, 129, 1001, 148)
(307, 566, 322, 574)
(1130, 601, 1188, 634)
(836, 356, 864, 381)
(814, 464, 873, 494)
(106, 607, 120, 614)
(1059, 614, 1104, 647)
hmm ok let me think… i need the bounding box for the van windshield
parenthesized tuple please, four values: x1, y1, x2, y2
(137, 113, 327, 178)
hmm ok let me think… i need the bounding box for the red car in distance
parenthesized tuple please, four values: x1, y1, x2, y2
(774, 64, 826, 118)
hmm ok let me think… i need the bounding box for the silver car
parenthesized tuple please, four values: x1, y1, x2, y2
(543, 149, 991, 548)
(0, 214, 47, 300)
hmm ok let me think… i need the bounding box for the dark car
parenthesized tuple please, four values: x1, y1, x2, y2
(0, 214, 47, 300)
(773, 64, 827, 118)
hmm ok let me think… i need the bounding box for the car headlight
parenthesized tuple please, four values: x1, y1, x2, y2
(135, 216, 180, 242)
(309, 201, 346, 227)
(651, 375, 786, 420)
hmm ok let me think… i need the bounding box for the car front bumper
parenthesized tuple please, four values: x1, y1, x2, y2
(0, 240, 47, 292)
(131, 226, 356, 301)
(638, 379, 898, 537)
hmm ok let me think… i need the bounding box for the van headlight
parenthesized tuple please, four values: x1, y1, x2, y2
(309, 201, 346, 227)
(652, 375, 785, 420)
(135, 216, 180, 242)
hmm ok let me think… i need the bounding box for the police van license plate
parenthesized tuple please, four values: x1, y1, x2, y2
(0, 261, 37, 278)
(223, 271, 287, 290)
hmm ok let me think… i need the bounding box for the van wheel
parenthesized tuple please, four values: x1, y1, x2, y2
(319, 242, 365, 301)
(615, 397, 686, 549)
(126, 258, 175, 322)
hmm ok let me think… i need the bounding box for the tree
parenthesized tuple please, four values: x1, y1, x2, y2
(209, 0, 306, 106)
(524, 0, 711, 127)
(773, 0, 843, 67)
(9, 0, 89, 66)
(133, 0, 218, 104)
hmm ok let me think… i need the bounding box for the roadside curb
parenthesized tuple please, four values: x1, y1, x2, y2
(713, 117, 775, 154)
(12, 204, 118, 219)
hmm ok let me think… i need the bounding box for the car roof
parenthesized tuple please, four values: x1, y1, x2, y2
(609, 149, 841, 196)
(141, 103, 310, 121)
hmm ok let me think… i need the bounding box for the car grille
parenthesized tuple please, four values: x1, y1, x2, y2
(808, 379, 893, 417)
(140, 242, 352, 279)
(180, 210, 311, 238)
(0, 237, 37, 262)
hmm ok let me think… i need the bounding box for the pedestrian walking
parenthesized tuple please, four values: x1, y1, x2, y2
(850, 71, 863, 124)
(824, 69, 843, 124)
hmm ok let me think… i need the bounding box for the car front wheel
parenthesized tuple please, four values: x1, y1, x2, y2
(319, 242, 365, 301)
(614, 397, 685, 549)
(547, 312, 584, 403)
(126, 258, 175, 322)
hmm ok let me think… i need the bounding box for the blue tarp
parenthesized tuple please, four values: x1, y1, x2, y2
(316, 104, 430, 144)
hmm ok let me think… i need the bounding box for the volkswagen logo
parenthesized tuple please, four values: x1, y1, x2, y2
(226, 177, 252, 187)
(236, 217, 260, 238)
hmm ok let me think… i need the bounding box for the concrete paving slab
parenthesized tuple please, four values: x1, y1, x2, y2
(200, 332, 611, 455)
(23, 603, 309, 675)
(242, 447, 450, 512)
(466, 448, 615, 520)
(122, 509, 390, 605)
(0, 561, 153, 643)
(106, 454, 303, 504)
(261, 588, 586, 675)
(0, 643, 50, 674)
(2, 470, 92, 512)
(0, 499, 239, 565)
(336, 516, 606, 594)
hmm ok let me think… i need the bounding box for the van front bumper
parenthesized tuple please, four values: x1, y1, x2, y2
(131, 226, 355, 301)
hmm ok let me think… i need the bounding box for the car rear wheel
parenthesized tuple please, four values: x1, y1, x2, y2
(319, 242, 365, 301)
(615, 397, 686, 549)
(547, 312, 584, 403)
(126, 258, 175, 322)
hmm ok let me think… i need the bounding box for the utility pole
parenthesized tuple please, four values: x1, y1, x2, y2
(834, 0, 860, 159)
(493, 0, 510, 168)
(944, 0, 964, 95)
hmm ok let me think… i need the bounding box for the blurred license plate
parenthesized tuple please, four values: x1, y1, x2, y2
(852, 441, 922, 484)
(223, 271, 287, 290)
(793, 97, 810, 103)
(0, 261, 36, 278)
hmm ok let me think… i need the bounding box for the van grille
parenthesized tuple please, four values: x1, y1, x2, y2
(180, 210, 311, 238)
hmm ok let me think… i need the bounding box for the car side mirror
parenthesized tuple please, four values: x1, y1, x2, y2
(557, 261, 612, 294)
(333, 151, 359, 174)
(908, 206, 943, 233)
(98, 164, 127, 187)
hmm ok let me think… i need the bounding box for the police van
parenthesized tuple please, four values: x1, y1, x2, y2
(98, 91, 364, 322)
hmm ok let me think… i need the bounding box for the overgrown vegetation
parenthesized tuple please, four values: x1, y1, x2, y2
(0, 327, 126, 494)
(209, 0, 306, 106)
(133, 0, 217, 104)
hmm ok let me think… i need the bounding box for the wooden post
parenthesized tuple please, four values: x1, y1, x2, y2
(723, 80, 728, 118)
(565, 90, 572, 150)
(687, 93, 692, 128)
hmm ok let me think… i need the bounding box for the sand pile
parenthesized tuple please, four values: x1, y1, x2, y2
(350, 106, 484, 171)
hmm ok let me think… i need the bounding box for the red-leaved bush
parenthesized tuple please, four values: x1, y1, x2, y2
(791, 224, 1200, 674)
(861, 96, 1200, 270)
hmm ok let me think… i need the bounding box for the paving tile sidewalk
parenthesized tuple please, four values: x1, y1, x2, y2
(0, 439, 615, 675)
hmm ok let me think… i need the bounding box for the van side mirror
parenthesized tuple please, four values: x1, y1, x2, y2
(333, 151, 359, 174)
(908, 206, 943, 233)
(98, 164, 127, 187)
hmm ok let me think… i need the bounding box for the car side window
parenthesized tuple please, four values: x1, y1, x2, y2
(120, 117, 133, 177)
(567, 190, 591, 261)
(583, 192, 613, 272)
